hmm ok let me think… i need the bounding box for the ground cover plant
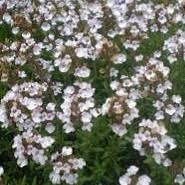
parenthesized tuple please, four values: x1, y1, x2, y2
(0, 0, 185, 184)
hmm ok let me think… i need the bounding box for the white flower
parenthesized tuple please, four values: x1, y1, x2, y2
(21, 97, 42, 111)
(32, 149, 47, 165)
(172, 95, 182, 104)
(155, 111, 164, 120)
(17, 157, 28, 168)
(101, 98, 111, 115)
(39, 136, 55, 149)
(82, 122, 93, 131)
(41, 22, 51, 31)
(126, 100, 136, 109)
(119, 175, 131, 185)
(167, 55, 177, 63)
(63, 123, 75, 133)
(62, 147, 73, 156)
(74, 66, 90, 78)
(110, 81, 120, 90)
(0, 166, 4, 176)
(110, 68, 119, 77)
(136, 175, 151, 185)
(62, 173, 78, 185)
(46, 103, 56, 111)
(161, 135, 177, 152)
(18, 71, 27, 78)
(45, 123, 55, 134)
(12, 27, 20, 35)
(3, 13, 12, 24)
(75, 48, 88, 58)
(175, 174, 185, 185)
(111, 124, 127, 137)
(0, 104, 8, 124)
(81, 112, 92, 123)
(22, 32, 31, 39)
(135, 55, 143, 62)
(163, 158, 172, 167)
(112, 54, 127, 64)
(64, 86, 75, 96)
(33, 43, 43, 56)
(55, 55, 72, 73)
(126, 165, 139, 176)
(73, 158, 86, 169)
(165, 104, 176, 115)
(145, 70, 156, 81)
(90, 108, 100, 117)
(49, 171, 61, 184)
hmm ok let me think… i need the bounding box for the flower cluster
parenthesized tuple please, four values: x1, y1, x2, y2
(133, 119, 176, 166)
(163, 30, 185, 63)
(57, 81, 100, 133)
(0, 82, 48, 129)
(49, 146, 86, 184)
(102, 76, 140, 136)
(13, 130, 54, 167)
(119, 165, 151, 185)
(0, 82, 86, 184)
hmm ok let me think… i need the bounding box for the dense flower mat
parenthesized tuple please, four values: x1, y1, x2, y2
(0, 0, 185, 184)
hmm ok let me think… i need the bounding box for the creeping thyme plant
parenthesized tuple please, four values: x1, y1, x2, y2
(1, 0, 185, 185)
